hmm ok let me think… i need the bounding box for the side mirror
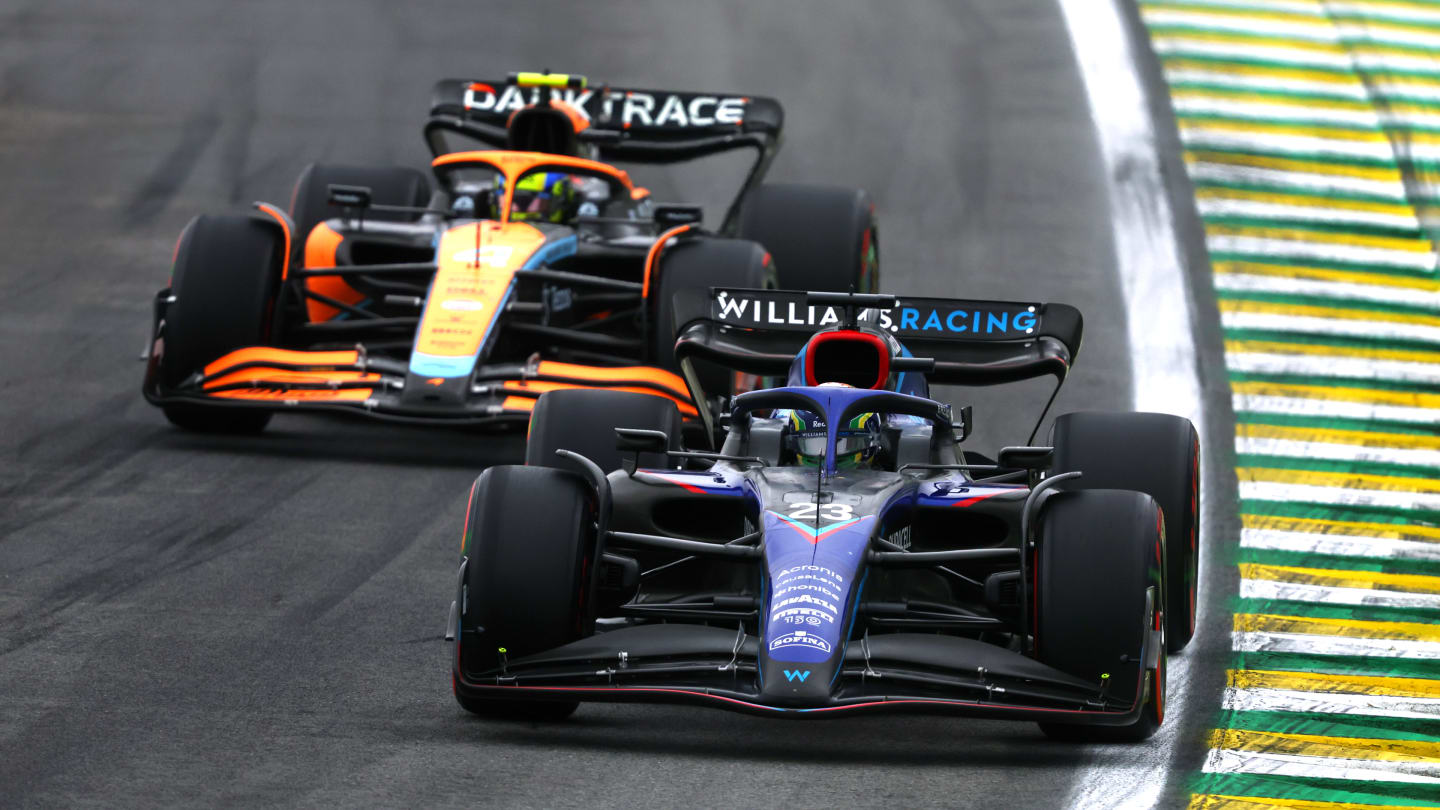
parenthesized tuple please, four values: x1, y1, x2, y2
(953, 404, 973, 443)
(997, 445, 1054, 471)
(327, 184, 373, 210)
(654, 203, 704, 228)
(615, 428, 670, 475)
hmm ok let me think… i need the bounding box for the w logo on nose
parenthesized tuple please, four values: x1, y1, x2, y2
(783, 669, 811, 683)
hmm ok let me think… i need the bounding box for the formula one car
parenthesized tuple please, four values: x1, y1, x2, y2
(448, 288, 1201, 741)
(142, 72, 878, 433)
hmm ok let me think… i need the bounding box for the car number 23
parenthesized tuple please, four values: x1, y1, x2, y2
(787, 501, 854, 521)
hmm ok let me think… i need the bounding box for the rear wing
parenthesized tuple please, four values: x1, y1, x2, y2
(425, 73, 783, 164)
(672, 287, 1084, 387)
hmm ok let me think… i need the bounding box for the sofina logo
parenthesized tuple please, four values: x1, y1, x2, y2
(783, 669, 811, 683)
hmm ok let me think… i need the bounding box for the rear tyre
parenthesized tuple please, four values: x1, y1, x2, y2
(1035, 490, 1166, 743)
(738, 183, 878, 294)
(525, 389, 682, 476)
(160, 214, 284, 434)
(1052, 411, 1200, 652)
(652, 237, 773, 396)
(454, 465, 593, 720)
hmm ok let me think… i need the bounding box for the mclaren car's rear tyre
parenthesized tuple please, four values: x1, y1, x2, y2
(652, 237, 773, 397)
(738, 183, 878, 294)
(1035, 490, 1166, 742)
(1052, 411, 1200, 653)
(160, 214, 284, 434)
(287, 163, 432, 245)
(454, 465, 594, 720)
(525, 389, 682, 476)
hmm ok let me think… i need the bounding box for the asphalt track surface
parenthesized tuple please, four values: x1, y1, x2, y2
(0, 1, 1166, 807)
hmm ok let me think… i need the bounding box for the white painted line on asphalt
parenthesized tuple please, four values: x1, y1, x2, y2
(1242, 527, 1440, 561)
(1227, 352, 1440, 385)
(1233, 393, 1440, 424)
(1221, 311, 1440, 342)
(1186, 162, 1408, 200)
(1202, 747, 1440, 783)
(1214, 273, 1440, 308)
(1206, 236, 1438, 273)
(1240, 578, 1440, 609)
(1238, 481, 1440, 511)
(1224, 685, 1440, 718)
(1058, 0, 1209, 806)
(1234, 629, 1440, 658)
(1237, 435, 1440, 467)
(1196, 197, 1420, 231)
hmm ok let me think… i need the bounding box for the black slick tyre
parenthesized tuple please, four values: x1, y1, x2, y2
(1052, 411, 1200, 652)
(651, 237, 773, 397)
(453, 465, 594, 720)
(738, 183, 878, 293)
(160, 214, 285, 434)
(525, 389, 682, 476)
(1035, 490, 1166, 743)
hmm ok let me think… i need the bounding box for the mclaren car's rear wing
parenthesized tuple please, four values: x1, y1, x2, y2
(672, 287, 1083, 386)
(425, 73, 783, 164)
(424, 73, 783, 233)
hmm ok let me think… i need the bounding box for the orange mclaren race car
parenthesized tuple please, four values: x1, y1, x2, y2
(141, 72, 880, 434)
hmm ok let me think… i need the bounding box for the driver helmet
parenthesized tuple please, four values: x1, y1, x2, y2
(505, 171, 577, 223)
(785, 408, 882, 470)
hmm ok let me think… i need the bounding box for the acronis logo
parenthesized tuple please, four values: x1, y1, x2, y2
(783, 669, 811, 683)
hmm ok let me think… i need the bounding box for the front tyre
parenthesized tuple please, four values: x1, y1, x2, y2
(159, 214, 285, 434)
(453, 465, 594, 720)
(1035, 490, 1167, 742)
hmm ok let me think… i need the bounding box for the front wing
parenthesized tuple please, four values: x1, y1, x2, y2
(144, 345, 697, 425)
(453, 623, 1154, 724)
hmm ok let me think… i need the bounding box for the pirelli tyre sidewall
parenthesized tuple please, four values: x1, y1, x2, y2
(160, 214, 285, 434)
(1051, 411, 1200, 653)
(738, 183, 878, 294)
(524, 388, 682, 476)
(652, 237, 773, 396)
(1036, 489, 1166, 742)
(455, 464, 593, 719)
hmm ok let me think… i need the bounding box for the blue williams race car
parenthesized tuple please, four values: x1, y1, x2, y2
(446, 288, 1200, 740)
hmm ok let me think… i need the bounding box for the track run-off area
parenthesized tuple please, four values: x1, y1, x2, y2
(1140, 0, 1440, 806)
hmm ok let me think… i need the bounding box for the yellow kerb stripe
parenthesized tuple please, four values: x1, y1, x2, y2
(1185, 150, 1404, 181)
(1241, 512, 1440, 543)
(1162, 58, 1368, 87)
(1229, 667, 1440, 698)
(1232, 379, 1440, 407)
(1219, 298, 1440, 325)
(1239, 561, 1440, 594)
(1155, 28, 1440, 60)
(1146, 2, 1440, 41)
(1236, 420, 1440, 450)
(1235, 613, 1440, 641)
(1192, 796, 1440, 810)
(1210, 728, 1440, 762)
(1213, 260, 1440, 292)
(1238, 466, 1440, 494)
(1226, 339, 1440, 366)
(1181, 117, 1388, 142)
(1206, 224, 1434, 252)
(1197, 187, 1417, 217)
